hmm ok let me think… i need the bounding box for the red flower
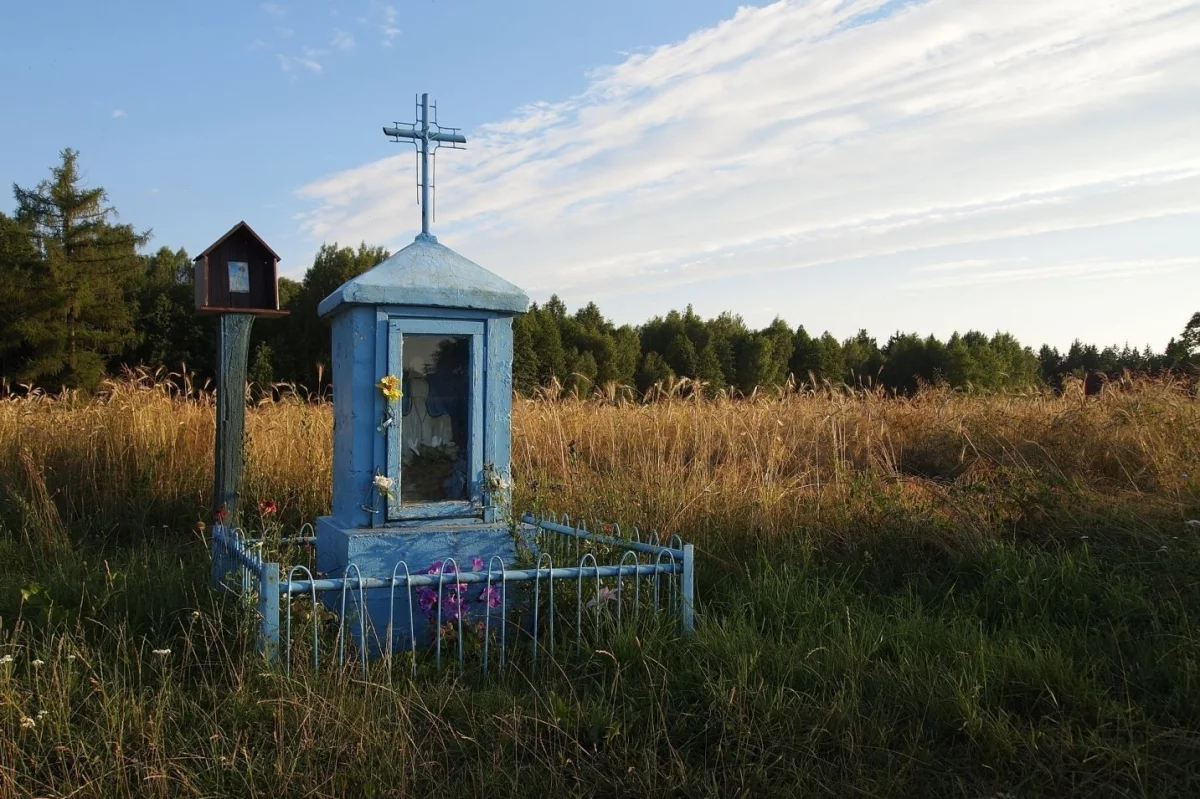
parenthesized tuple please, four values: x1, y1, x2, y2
(215, 506, 229, 523)
(259, 499, 278, 515)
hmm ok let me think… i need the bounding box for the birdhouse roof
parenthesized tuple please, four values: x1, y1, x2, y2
(195, 220, 280, 262)
(318, 235, 529, 318)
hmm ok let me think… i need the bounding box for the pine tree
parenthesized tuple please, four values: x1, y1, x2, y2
(0, 212, 47, 380)
(790, 325, 821, 386)
(248, 341, 275, 389)
(636, 352, 675, 394)
(609, 326, 641, 387)
(815, 332, 846, 385)
(511, 314, 540, 395)
(665, 332, 699, 378)
(11, 149, 148, 388)
(696, 342, 725, 390)
(761, 317, 795, 386)
(130, 246, 210, 377)
(527, 304, 567, 388)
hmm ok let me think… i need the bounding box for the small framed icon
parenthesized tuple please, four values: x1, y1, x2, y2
(228, 261, 250, 293)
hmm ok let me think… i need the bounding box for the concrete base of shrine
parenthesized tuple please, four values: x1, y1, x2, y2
(315, 515, 531, 656)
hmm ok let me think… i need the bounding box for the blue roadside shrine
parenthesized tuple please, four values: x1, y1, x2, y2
(316, 94, 528, 651)
(211, 93, 694, 669)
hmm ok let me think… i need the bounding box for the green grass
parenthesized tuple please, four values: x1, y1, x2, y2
(2, 503, 1198, 798)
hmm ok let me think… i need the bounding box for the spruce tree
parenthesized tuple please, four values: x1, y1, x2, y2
(511, 314, 540, 395)
(12, 149, 148, 388)
(790, 325, 821, 386)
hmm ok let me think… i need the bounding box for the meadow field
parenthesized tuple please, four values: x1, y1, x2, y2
(1, 374, 1198, 797)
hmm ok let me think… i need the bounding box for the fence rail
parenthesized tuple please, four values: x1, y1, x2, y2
(210, 513, 695, 675)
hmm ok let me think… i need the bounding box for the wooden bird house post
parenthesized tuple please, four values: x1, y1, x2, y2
(195, 221, 288, 525)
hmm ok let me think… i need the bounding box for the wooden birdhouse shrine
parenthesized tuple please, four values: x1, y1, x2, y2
(194, 220, 287, 317)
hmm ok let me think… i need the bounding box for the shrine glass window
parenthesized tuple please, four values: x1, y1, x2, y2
(383, 318, 484, 522)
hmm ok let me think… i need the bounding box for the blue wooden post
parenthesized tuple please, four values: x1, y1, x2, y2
(681, 543, 696, 635)
(214, 313, 254, 525)
(257, 562, 281, 661)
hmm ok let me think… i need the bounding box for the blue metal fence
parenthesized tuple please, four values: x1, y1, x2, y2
(210, 513, 695, 675)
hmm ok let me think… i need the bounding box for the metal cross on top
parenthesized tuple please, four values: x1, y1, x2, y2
(383, 93, 466, 242)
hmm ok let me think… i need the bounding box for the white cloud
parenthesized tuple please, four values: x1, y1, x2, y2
(111, 109, 125, 119)
(277, 49, 324, 74)
(380, 4, 400, 46)
(905, 257, 1199, 290)
(331, 29, 355, 51)
(296, 0, 1200, 346)
(262, 2, 286, 19)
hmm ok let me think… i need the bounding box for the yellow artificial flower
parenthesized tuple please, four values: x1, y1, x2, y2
(376, 374, 403, 402)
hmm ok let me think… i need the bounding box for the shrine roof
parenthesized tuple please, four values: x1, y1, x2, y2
(318, 234, 529, 318)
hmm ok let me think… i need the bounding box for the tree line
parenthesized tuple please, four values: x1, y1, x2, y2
(3, 150, 1198, 396)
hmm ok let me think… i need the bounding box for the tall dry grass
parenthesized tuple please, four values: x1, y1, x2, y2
(1, 370, 1196, 553)
(515, 377, 1198, 558)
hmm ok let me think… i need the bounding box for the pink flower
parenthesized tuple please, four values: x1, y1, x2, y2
(472, 557, 485, 571)
(415, 586, 437, 614)
(427, 560, 444, 575)
(480, 585, 503, 609)
(443, 592, 467, 621)
(587, 587, 619, 608)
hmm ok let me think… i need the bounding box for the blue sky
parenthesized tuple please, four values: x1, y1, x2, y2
(2, 0, 1198, 351)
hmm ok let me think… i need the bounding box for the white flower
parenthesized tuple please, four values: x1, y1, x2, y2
(31, 659, 44, 668)
(151, 648, 171, 657)
(36, 710, 48, 719)
(20, 716, 35, 729)
(67, 654, 77, 662)
(0, 655, 12, 665)
(372, 474, 394, 497)
(192, 610, 202, 619)
(486, 470, 510, 493)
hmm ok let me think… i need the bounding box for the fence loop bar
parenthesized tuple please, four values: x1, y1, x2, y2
(532, 552, 554, 670)
(284, 565, 319, 675)
(387, 561, 416, 680)
(577, 552, 600, 656)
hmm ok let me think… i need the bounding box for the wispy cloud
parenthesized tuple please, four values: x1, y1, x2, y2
(261, 2, 286, 19)
(331, 29, 355, 52)
(380, 4, 400, 46)
(111, 109, 125, 119)
(297, 0, 1200, 344)
(905, 257, 1199, 290)
(277, 48, 324, 74)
